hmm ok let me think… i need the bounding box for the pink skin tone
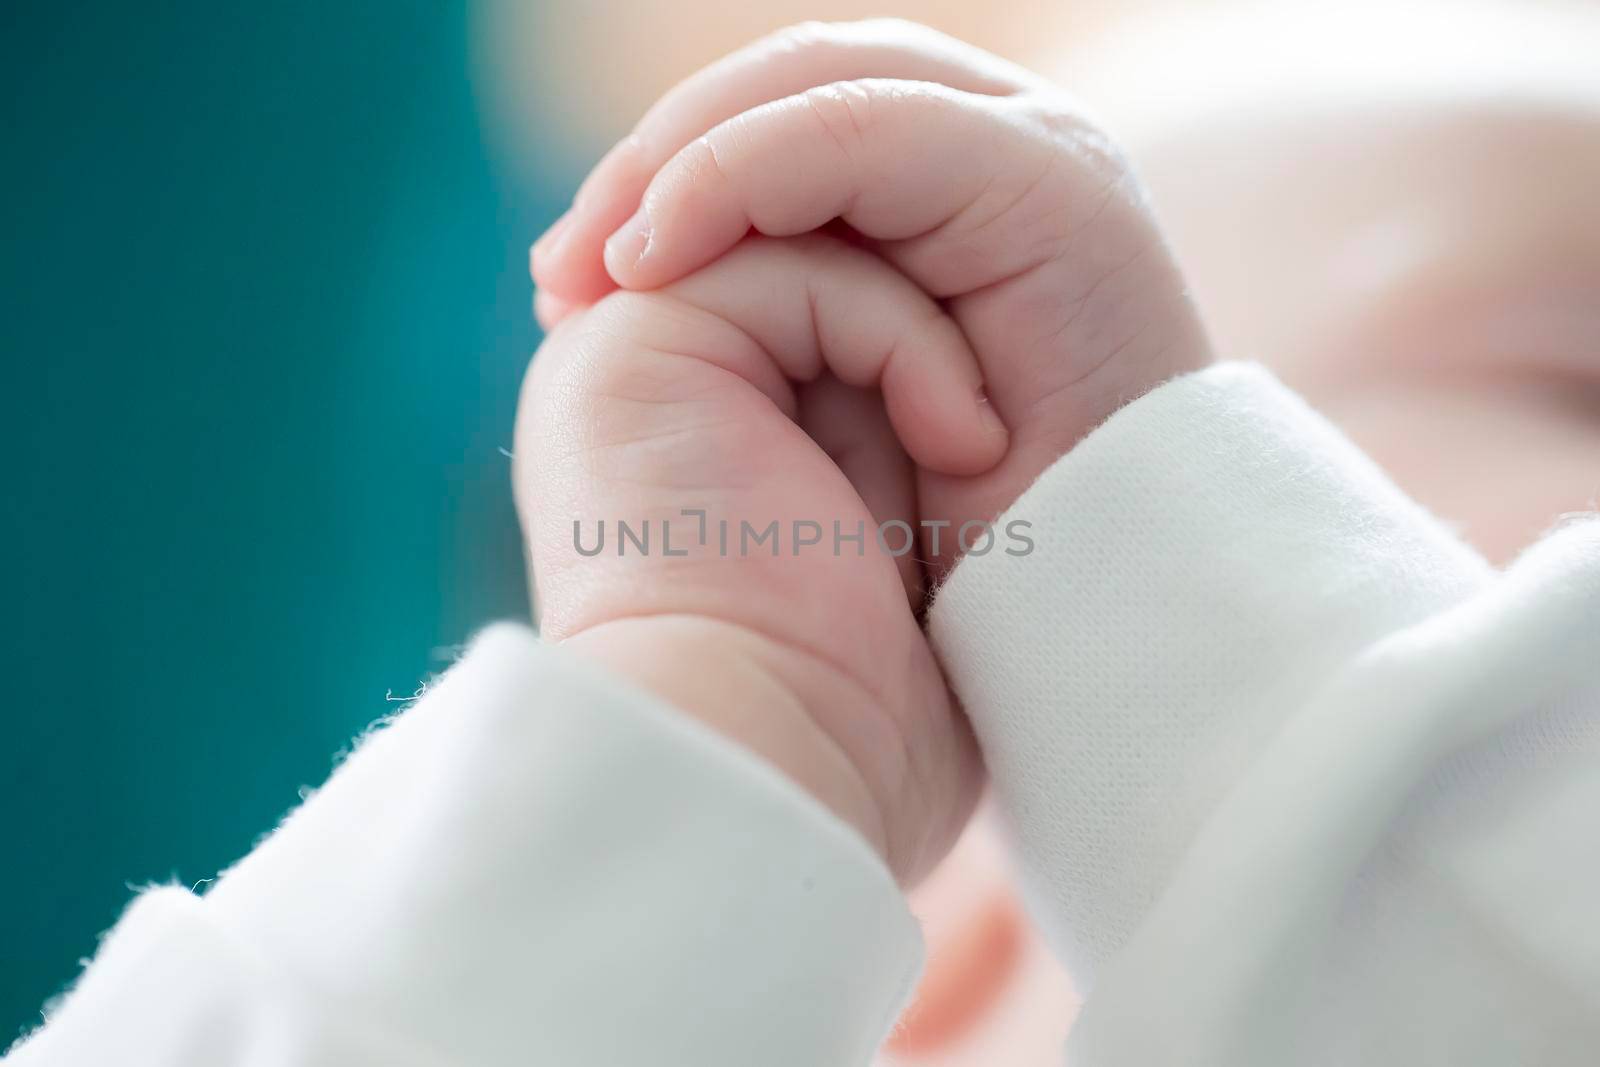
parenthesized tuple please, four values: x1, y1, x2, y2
(516, 20, 1213, 884)
(519, 234, 993, 880)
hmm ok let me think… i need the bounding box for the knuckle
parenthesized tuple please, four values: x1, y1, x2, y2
(988, 97, 1147, 249)
(801, 80, 874, 154)
(536, 294, 652, 394)
(1019, 93, 1135, 186)
(572, 293, 745, 407)
(682, 131, 734, 188)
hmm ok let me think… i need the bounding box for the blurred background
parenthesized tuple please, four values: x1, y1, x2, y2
(6, 0, 1599, 1059)
(3, 1, 556, 1038)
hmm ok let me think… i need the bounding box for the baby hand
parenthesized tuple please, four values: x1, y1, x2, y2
(533, 19, 1214, 568)
(517, 234, 996, 885)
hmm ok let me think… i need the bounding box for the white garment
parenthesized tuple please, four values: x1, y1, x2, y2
(930, 365, 1600, 1063)
(6, 364, 1598, 1065)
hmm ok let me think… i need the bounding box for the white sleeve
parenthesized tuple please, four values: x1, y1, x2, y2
(929, 362, 1600, 1064)
(3, 626, 921, 1067)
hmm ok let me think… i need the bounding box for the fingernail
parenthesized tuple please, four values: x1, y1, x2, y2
(603, 206, 653, 279)
(976, 391, 1007, 439)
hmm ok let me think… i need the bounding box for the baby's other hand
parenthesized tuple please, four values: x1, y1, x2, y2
(533, 19, 1214, 568)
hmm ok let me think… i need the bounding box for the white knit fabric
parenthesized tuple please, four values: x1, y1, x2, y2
(930, 363, 1496, 976)
(929, 363, 1600, 1063)
(7, 363, 1599, 1065)
(5, 628, 922, 1066)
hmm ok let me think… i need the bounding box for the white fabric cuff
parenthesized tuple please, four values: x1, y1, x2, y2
(17, 626, 921, 1066)
(928, 362, 1493, 983)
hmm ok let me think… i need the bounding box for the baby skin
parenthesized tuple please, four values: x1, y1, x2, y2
(520, 19, 1211, 884)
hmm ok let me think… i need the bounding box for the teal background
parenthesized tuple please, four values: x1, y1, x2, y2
(4, 3, 568, 1040)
